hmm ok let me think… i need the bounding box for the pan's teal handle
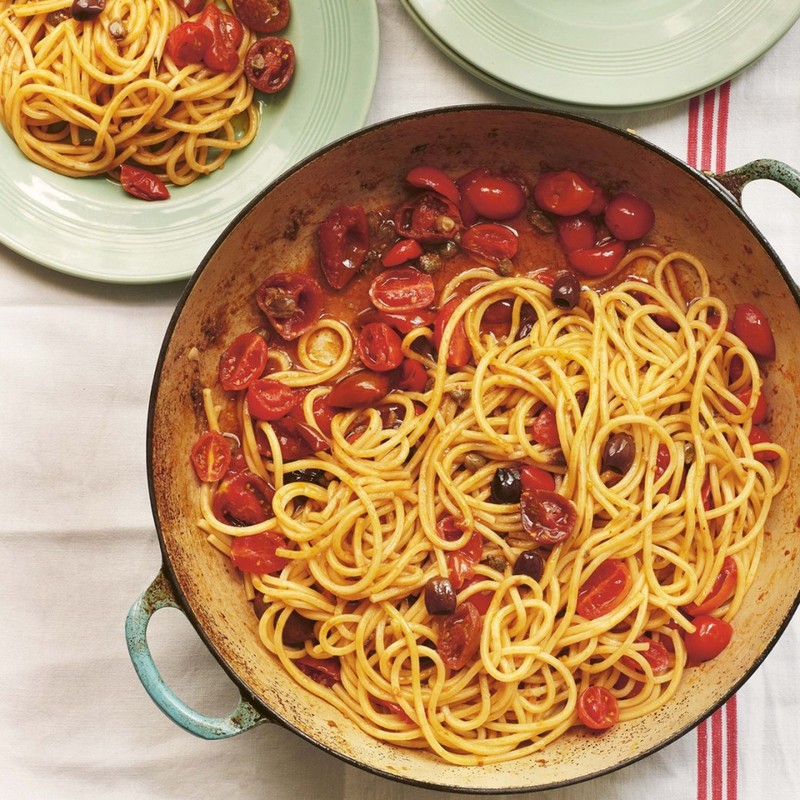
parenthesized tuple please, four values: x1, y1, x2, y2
(125, 569, 270, 739)
(713, 159, 800, 204)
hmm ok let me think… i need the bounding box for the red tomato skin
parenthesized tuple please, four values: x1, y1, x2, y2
(733, 303, 776, 360)
(463, 173, 526, 220)
(437, 602, 482, 670)
(369, 267, 436, 312)
(397, 358, 428, 392)
(621, 636, 671, 675)
(119, 165, 170, 201)
(433, 297, 471, 369)
(460, 223, 519, 264)
(727, 387, 767, 425)
(327, 370, 392, 409)
(394, 192, 463, 243)
(530, 406, 560, 448)
(165, 22, 213, 68)
(317, 205, 370, 289)
(212, 470, 275, 526)
(556, 214, 597, 253)
(218, 331, 269, 391)
(198, 4, 241, 72)
(233, 0, 290, 33)
(684, 615, 733, 662)
(356, 322, 404, 372)
(190, 431, 231, 482)
(684, 557, 738, 616)
(381, 239, 424, 267)
(749, 425, 780, 462)
(456, 167, 489, 226)
(568, 240, 627, 277)
(256, 272, 323, 340)
(520, 465, 556, 492)
(577, 686, 619, 730)
(446, 530, 483, 590)
(520, 489, 578, 547)
(654, 442, 671, 480)
(357, 306, 437, 334)
(296, 656, 341, 687)
(461, 575, 494, 615)
(230, 531, 289, 574)
(406, 166, 460, 204)
(533, 170, 594, 216)
(244, 36, 295, 93)
(604, 192, 655, 241)
(246, 378, 304, 421)
(576, 560, 632, 619)
(261, 417, 330, 460)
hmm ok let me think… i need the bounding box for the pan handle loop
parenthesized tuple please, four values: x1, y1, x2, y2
(712, 159, 800, 204)
(125, 569, 270, 739)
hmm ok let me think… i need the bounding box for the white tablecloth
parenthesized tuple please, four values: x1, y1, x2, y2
(3, 2, 800, 798)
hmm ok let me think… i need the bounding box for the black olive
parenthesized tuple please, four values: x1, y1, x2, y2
(513, 550, 545, 582)
(284, 468, 327, 487)
(252, 594, 268, 618)
(516, 305, 537, 340)
(551, 271, 581, 310)
(490, 467, 521, 503)
(71, 0, 105, 20)
(281, 611, 316, 645)
(602, 432, 636, 473)
(424, 577, 457, 615)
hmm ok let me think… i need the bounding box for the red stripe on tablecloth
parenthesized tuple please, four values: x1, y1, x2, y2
(716, 82, 731, 173)
(701, 89, 716, 171)
(712, 708, 724, 800)
(726, 695, 738, 800)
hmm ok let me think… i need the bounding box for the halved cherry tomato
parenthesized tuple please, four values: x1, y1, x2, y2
(654, 443, 671, 480)
(437, 515, 467, 542)
(621, 636, 671, 675)
(212, 470, 274, 525)
(461, 575, 494, 615)
(317, 205, 369, 290)
(684, 556, 738, 616)
(165, 22, 213, 68)
(433, 296, 471, 369)
(406, 166, 460, 204)
(577, 685, 619, 731)
(460, 223, 519, 264)
(296, 655, 341, 687)
(556, 214, 597, 253)
(568, 240, 627, 277)
(247, 378, 305, 421)
(397, 358, 428, 392)
(311, 395, 336, 437)
(732, 303, 776, 360)
(198, 3, 242, 72)
(327, 369, 392, 408)
(520, 489, 577, 547)
(119, 165, 170, 201)
(604, 192, 655, 241)
(232, 0, 290, 33)
(533, 170, 594, 216)
(723, 386, 767, 425)
(462, 173, 526, 220)
(437, 602, 482, 669)
(256, 272, 323, 340)
(357, 306, 436, 334)
(376, 700, 413, 723)
(530, 406, 560, 448)
(265, 417, 330, 460)
(356, 322, 403, 372)
(394, 192, 462, 244)
(749, 425, 780, 462)
(369, 267, 435, 312)
(230, 530, 288, 573)
(446, 530, 484, 590)
(244, 36, 295, 93)
(190, 431, 231, 482)
(520, 464, 556, 492)
(381, 238, 424, 268)
(576, 559, 632, 619)
(219, 331, 269, 391)
(684, 615, 733, 662)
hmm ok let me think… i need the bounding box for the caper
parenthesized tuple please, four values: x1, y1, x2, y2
(464, 452, 487, 472)
(513, 550, 545, 582)
(490, 467, 522, 504)
(418, 252, 441, 274)
(551, 271, 581, 310)
(424, 577, 457, 615)
(602, 432, 636, 473)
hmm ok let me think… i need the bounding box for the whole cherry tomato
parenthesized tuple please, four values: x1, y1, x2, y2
(326, 369, 392, 408)
(604, 192, 655, 241)
(456, 167, 489, 226)
(119, 164, 170, 201)
(230, 530, 288, 573)
(460, 223, 519, 264)
(397, 358, 428, 392)
(369, 267, 435, 312)
(684, 615, 733, 662)
(317, 205, 370, 289)
(381, 238, 424, 267)
(437, 602, 482, 669)
(556, 214, 597, 253)
(621, 636, 671, 675)
(520, 489, 577, 547)
(198, 3, 242, 72)
(577, 685, 619, 730)
(433, 296, 471, 369)
(244, 36, 295, 93)
(520, 464, 556, 492)
(732, 302, 776, 360)
(233, 0, 290, 33)
(256, 272, 323, 340)
(246, 378, 305, 420)
(568, 240, 627, 277)
(190, 431, 231, 482)
(533, 170, 595, 216)
(218, 331, 269, 391)
(530, 406, 560, 448)
(165, 22, 213, 68)
(684, 556, 738, 616)
(576, 559, 632, 619)
(296, 655, 341, 687)
(212, 470, 274, 525)
(462, 172, 526, 220)
(356, 322, 404, 372)
(406, 166, 460, 204)
(394, 192, 462, 244)
(583, 174, 610, 216)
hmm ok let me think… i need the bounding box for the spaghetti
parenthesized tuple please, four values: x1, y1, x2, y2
(0, 0, 258, 184)
(191, 217, 787, 762)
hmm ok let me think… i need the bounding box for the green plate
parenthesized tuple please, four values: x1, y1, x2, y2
(0, 0, 379, 284)
(403, 0, 800, 110)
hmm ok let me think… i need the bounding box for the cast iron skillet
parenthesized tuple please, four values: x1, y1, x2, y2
(126, 106, 800, 793)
